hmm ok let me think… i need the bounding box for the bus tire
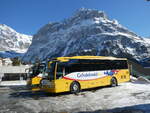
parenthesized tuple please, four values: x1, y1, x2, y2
(70, 81, 80, 94)
(111, 77, 118, 87)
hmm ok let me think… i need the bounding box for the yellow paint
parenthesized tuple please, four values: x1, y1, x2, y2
(56, 56, 127, 61)
(29, 76, 42, 91)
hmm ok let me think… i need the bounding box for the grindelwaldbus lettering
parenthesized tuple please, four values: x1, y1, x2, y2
(77, 72, 97, 77)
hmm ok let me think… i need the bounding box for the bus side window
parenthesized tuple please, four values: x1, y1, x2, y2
(56, 64, 64, 79)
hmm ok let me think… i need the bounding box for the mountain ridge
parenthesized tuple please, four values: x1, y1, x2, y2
(22, 8, 150, 62)
(0, 24, 32, 58)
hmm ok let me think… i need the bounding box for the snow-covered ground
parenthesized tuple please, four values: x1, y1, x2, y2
(0, 80, 27, 86)
(0, 79, 150, 113)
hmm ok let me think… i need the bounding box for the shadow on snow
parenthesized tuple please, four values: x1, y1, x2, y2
(78, 103, 150, 113)
(9, 85, 119, 99)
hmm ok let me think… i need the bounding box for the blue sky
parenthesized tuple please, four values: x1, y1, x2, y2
(0, 0, 150, 37)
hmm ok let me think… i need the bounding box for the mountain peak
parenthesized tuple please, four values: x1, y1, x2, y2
(72, 8, 107, 20)
(0, 24, 32, 56)
(0, 24, 16, 33)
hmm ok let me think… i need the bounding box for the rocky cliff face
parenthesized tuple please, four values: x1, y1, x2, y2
(0, 24, 32, 57)
(23, 8, 150, 62)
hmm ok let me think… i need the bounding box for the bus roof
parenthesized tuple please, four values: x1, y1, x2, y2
(52, 56, 127, 62)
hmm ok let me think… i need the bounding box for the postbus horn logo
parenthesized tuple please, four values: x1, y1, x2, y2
(104, 70, 119, 76)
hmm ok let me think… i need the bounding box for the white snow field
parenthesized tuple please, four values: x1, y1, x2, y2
(0, 79, 150, 113)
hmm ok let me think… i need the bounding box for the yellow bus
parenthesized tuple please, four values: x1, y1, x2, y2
(39, 56, 130, 93)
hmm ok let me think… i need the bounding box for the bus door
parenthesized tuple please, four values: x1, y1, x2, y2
(54, 62, 69, 92)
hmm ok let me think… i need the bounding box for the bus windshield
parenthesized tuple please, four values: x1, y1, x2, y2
(29, 63, 46, 78)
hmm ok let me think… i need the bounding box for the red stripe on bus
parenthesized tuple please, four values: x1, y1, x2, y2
(63, 76, 108, 81)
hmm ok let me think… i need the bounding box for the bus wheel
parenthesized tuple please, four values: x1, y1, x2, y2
(70, 82, 80, 94)
(111, 77, 118, 87)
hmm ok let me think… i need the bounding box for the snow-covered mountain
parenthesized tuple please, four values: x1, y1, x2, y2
(0, 24, 32, 58)
(23, 8, 150, 62)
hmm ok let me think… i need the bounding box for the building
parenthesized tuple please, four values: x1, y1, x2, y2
(0, 58, 13, 66)
(0, 65, 31, 81)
